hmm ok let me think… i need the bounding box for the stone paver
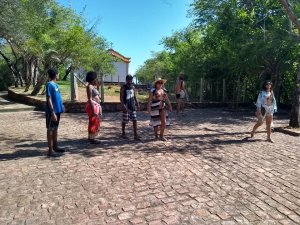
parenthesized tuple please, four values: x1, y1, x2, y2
(0, 108, 299, 225)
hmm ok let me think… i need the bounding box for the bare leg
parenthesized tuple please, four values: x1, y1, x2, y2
(176, 99, 180, 116)
(53, 129, 58, 150)
(154, 126, 159, 139)
(266, 115, 272, 141)
(181, 99, 185, 114)
(47, 130, 54, 153)
(251, 118, 263, 138)
(159, 109, 167, 140)
(133, 120, 139, 139)
(122, 122, 126, 136)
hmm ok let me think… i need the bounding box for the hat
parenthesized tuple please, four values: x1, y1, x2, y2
(152, 77, 167, 86)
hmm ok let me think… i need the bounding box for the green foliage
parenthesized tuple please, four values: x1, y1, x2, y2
(136, 0, 300, 104)
(0, 60, 13, 90)
(0, 0, 113, 94)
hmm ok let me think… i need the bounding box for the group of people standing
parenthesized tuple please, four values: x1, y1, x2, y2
(45, 68, 277, 157)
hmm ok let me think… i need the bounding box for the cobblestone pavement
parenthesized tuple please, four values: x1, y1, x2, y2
(0, 108, 299, 225)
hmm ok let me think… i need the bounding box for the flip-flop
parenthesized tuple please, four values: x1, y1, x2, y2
(159, 137, 168, 142)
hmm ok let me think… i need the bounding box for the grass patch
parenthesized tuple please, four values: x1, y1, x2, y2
(12, 81, 150, 102)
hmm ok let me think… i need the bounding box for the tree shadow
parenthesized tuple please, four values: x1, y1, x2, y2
(0, 108, 292, 162)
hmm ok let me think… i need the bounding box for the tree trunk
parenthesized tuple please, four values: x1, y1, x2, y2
(24, 59, 32, 92)
(0, 50, 19, 87)
(17, 72, 24, 87)
(277, 0, 300, 127)
(32, 61, 38, 87)
(31, 72, 47, 96)
(62, 65, 72, 81)
(278, 0, 300, 34)
(270, 61, 282, 104)
(7, 41, 24, 87)
(289, 65, 300, 127)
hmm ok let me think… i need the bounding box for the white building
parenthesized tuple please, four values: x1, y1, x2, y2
(104, 49, 131, 83)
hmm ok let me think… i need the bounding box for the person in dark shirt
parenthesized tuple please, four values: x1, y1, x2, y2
(45, 68, 65, 157)
(120, 75, 141, 140)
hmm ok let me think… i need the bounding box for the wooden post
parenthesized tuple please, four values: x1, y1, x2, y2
(101, 74, 104, 103)
(237, 76, 241, 104)
(70, 72, 78, 102)
(242, 79, 247, 103)
(216, 80, 219, 101)
(199, 78, 203, 102)
(222, 79, 226, 102)
(210, 82, 213, 101)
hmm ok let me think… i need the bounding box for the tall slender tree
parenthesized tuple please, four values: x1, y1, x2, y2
(278, 0, 300, 127)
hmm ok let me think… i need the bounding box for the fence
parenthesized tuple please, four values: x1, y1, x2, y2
(69, 73, 259, 105)
(162, 78, 257, 104)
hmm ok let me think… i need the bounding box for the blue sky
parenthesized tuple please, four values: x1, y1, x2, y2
(57, 0, 193, 74)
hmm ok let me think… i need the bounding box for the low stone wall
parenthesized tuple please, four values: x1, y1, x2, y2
(8, 87, 239, 113)
(8, 88, 46, 110)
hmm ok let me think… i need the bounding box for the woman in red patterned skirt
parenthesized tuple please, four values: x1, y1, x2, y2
(85, 71, 102, 144)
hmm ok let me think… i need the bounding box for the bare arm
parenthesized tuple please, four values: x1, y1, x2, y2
(46, 84, 57, 122)
(120, 86, 127, 111)
(86, 84, 95, 115)
(183, 82, 188, 96)
(147, 91, 153, 113)
(165, 93, 172, 111)
(47, 96, 58, 121)
(134, 88, 140, 110)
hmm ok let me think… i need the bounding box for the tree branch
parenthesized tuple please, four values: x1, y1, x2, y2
(278, 0, 300, 34)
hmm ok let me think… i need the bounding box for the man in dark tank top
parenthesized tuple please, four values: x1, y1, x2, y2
(120, 75, 141, 140)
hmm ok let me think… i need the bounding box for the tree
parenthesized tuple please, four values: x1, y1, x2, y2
(277, 0, 300, 127)
(0, 0, 114, 96)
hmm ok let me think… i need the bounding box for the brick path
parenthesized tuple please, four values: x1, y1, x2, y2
(0, 109, 299, 225)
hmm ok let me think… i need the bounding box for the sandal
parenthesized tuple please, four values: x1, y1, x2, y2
(267, 138, 274, 143)
(250, 131, 254, 138)
(121, 134, 129, 139)
(159, 136, 168, 142)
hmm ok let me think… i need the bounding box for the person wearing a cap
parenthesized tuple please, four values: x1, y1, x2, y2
(147, 77, 172, 141)
(120, 74, 141, 140)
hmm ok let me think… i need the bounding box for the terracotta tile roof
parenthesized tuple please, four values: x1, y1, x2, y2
(108, 49, 131, 63)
